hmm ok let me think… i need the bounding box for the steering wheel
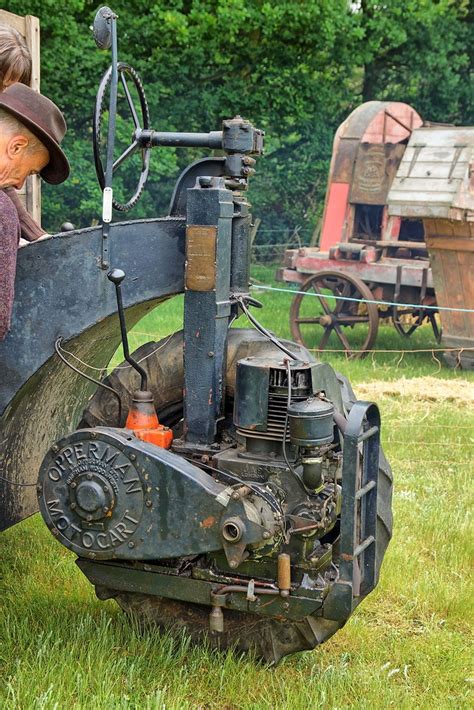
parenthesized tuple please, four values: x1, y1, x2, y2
(93, 61, 150, 212)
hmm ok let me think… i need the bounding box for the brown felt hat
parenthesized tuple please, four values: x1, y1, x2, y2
(0, 83, 69, 184)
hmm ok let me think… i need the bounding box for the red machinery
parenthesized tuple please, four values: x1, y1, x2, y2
(278, 101, 439, 357)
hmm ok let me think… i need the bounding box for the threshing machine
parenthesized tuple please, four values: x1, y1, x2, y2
(278, 102, 441, 358)
(0, 8, 392, 664)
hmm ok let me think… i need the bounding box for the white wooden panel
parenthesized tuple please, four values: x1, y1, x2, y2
(402, 145, 471, 164)
(388, 127, 474, 215)
(409, 127, 474, 147)
(389, 190, 457, 204)
(390, 177, 458, 193)
(389, 204, 451, 219)
(396, 160, 468, 179)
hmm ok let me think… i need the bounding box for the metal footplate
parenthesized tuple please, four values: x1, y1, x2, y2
(323, 401, 380, 621)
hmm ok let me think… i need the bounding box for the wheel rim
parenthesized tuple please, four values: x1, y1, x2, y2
(290, 271, 379, 359)
(93, 62, 151, 212)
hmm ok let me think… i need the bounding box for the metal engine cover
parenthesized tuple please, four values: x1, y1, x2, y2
(38, 430, 146, 557)
(38, 428, 275, 561)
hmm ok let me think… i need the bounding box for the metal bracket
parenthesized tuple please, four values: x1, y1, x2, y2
(323, 401, 380, 621)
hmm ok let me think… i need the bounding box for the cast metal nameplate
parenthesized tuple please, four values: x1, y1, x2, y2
(186, 225, 217, 291)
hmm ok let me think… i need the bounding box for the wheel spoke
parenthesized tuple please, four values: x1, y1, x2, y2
(141, 147, 147, 172)
(332, 322, 352, 352)
(334, 281, 352, 314)
(311, 282, 333, 315)
(113, 140, 139, 171)
(318, 326, 333, 351)
(295, 317, 324, 324)
(336, 315, 370, 324)
(120, 72, 140, 128)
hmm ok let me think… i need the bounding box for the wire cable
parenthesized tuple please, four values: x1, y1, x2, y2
(56, 330, 178, 373)
(281, 359, 301, 483)
(251, 283, 474, 314)
(180, 455, 283, 516)
(54, 338, 122, 425)
(236, 296, 299, 360)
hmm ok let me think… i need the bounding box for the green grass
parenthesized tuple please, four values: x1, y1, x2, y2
(1, 266, 472, 709)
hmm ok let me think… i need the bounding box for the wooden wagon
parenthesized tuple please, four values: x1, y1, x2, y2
(388, 126, 474, 369)
(277, 101, 440, 358)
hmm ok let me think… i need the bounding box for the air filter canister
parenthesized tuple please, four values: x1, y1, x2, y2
(288, 397, 334, 446)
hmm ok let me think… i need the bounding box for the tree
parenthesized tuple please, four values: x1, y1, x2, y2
(5, 0, 473, 239)
(358, 0, 472, 123)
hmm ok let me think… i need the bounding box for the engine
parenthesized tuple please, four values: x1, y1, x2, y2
(38, 357, 340, 572)
(37, 335, 385, 668)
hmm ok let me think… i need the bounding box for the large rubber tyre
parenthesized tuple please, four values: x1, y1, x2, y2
(82, 329, 393, 664)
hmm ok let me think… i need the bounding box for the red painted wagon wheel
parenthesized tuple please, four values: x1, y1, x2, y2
(290, 271, 379, 359)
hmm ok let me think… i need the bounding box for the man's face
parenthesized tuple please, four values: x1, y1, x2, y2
(0, 133, 49, 190)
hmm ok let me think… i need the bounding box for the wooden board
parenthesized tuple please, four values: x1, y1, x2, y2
(0, 9, 41, 225)
(424, 223, 474, 345)
(388, 127, 474, 220)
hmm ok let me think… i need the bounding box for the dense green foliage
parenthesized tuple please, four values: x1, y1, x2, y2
(6, 0, 473, 238)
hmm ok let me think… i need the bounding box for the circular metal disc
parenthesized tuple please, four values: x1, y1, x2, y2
(92, 7, 114, 50)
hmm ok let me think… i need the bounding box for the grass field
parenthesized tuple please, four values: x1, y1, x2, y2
(0, 266, 473, 709)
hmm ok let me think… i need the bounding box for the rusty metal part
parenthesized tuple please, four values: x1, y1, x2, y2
(112, 591, 343, 665)
(277, 553, 291, 597)
(290, 270, 379, 358)
(392, 305, 441, 341)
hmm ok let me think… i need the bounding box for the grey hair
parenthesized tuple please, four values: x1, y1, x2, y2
(0, 108, 45, 156)
(0, 24, 31, 91)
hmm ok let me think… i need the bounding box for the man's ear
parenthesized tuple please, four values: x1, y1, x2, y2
(6, 135, 29, 159)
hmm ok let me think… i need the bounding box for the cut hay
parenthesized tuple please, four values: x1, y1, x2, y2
(355, 377, 474, 405)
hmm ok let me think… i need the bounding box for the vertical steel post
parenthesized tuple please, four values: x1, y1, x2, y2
(183, 177, 234, 445)
(230, 195, 252, 295)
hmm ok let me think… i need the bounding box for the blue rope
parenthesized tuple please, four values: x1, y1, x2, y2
(251, 284, 474, 314)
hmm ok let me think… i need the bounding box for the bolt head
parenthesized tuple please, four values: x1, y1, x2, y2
(145, 499, 152, 507)
(229, 560, 238, 568)
(51, 445, 59, 453)
(86, 473, 93, 480)
(262, 531, 271, 540)
(70, 481, 77, 489)
(128, 541, 135, 549)
(70, 502, 76, 510)
(129, 454, 136, 461)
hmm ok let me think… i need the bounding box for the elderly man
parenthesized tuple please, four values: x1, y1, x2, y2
(0, 83, 69, 340)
